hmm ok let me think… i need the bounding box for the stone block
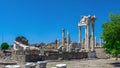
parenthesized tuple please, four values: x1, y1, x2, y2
(88, 51, 96, 59)
(25, 63, 35, 68)
(5, 65, 20, 68)
(56, 64, 67, 68)
(37, 61, 47, 68)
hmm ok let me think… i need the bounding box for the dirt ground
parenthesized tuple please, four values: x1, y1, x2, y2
(1, 58, 120, 68)
(47, 58, 120, 68)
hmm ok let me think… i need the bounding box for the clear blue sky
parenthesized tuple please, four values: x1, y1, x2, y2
(0, 0, 120, 45)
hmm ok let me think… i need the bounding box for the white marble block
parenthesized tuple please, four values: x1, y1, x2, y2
(37, 61, 47, 68)
(5, 65, 20, 68)
(25, 63, 35, 68)
(56, 64, 67, 68)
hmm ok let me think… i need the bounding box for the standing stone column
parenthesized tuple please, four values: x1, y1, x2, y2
(91, 23, 95, 51)
(86, 24, 90, 52)
(85, 26, 87, 51)
(67, 32, 70, 52)
(100, 39, 102, 47)
(78, 26, 82, 48)
(62, 28, 65, 46)
(56, 39, 59, 49)
(95, 37, 97, 47)
(101, 39, 102, 47)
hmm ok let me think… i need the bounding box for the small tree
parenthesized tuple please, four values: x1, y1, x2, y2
(1, 42, 9, 50)
(101, 13, 120, 60)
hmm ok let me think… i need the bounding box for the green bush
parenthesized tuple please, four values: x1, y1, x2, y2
(1, 42, 9, 50)
(101, 13, 120, 60)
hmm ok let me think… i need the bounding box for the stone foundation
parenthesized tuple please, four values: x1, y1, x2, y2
(25, 54, 45, 62)
(12, 50, 88, 64)
(12, 54, 26, 64)
(95, 47, 107, 59)
(45, 52, 88, 60)
(88, 51, 96, 59)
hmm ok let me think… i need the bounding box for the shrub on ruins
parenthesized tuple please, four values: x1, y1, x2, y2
(101, 13, 120, 60)
(1, 42, 9, 50)
(15, 36, 29, 45)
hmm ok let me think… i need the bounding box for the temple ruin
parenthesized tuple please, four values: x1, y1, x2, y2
(5, 15, 107, 68)
(78, 15, 96, 52)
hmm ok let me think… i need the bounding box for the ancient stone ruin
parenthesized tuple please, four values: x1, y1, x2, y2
(7, 15, 107, 68)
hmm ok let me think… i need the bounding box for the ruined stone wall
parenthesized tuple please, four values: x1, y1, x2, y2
(12, 54, 45, 63)
(12, 54, 26, 64)
(25, 54, 45, 62)
(12, 50, 43, 63)
(12, 50, 88, 64)
(95, 47, 107, 59)
(45, 52, 59, 60)
(45, 52, 88, 60)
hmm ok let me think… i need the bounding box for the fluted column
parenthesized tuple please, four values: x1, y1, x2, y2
(78, 26, 82, 48)
(86, 24, 90, 52)
(91, 23, 95, 51)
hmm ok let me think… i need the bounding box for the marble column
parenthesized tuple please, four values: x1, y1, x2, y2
(101, 39, 102, 47)
(91, 23, 95, 51)
(85, 26, 87, 51)
(95, 37, 97, 47)
(67, 32, 70, 51)
(78, 26, 82, 48)
(100, 39, 102, 47)
(57, 39, 60, 49)
(62, 28, 65, 46)
(86, 24, 90, 52)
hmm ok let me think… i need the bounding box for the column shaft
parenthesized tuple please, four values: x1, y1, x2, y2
(86, 25, 90, 51)
(78, 26, 82, 48)
(67, 32, 70, 51)
(95, 37, 96, 47)
(62, 29, 65, 46)
(85, 26, 87, 51)
(91, 23, 95, 51)
(100, 39, 102, 47)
